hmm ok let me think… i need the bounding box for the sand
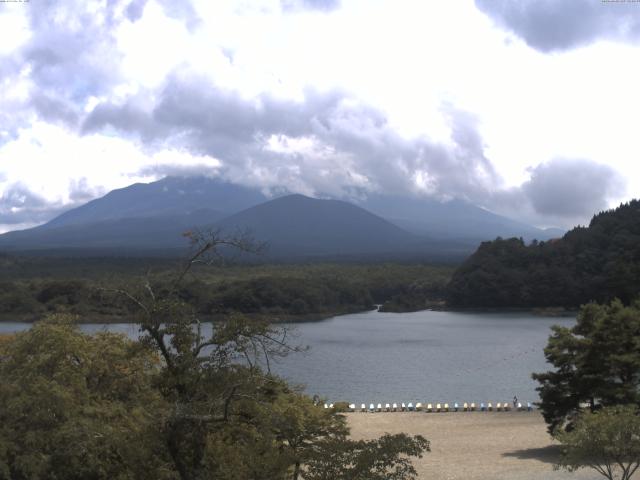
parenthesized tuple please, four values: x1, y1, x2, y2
(345, 411, 599, 480)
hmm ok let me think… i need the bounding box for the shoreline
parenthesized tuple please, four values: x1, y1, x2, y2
(0, 305, 577, 325)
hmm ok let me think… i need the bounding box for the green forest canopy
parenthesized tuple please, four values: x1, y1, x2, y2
(0, 261, 452, 322)
(447, 200, 640, 308)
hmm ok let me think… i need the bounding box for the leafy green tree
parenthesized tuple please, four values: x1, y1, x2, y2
(0, 314, 169, 480)
(305, 433, 430, 480)
(270, 392, 349, 480)
(555, 405, 640, 480)
(533, 300, 640, 433)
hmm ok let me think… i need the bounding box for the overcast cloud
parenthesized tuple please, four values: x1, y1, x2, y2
(475, 0, 640, 52)
(82, 74, 502, 202)
(0, 0, 637, 232)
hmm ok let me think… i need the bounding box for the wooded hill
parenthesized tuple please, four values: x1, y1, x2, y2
(447, 200, 640, 308)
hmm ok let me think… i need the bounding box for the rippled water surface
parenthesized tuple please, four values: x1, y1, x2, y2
(273, 309, 575, 405)
(1, 310, 574, 405)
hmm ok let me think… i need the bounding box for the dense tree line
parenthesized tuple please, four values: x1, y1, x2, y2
(447, 200, 640, 308)
(0, 263, 452, 322)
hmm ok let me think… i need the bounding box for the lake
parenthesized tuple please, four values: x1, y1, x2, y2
(0, 309, 574, 406)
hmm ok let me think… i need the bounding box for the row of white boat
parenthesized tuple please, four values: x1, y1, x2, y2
(324, 401, 534, 412)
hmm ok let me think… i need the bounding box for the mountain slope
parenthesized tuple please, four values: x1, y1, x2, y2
(358, 194, 562, 242)
(0, 209, 222, 251)
(0, 175, 563, 259)
(45, 176, 266, 229)
(216, 194, 429, 258)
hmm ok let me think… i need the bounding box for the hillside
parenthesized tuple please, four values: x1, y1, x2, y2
(45, 176, 266, 228)
(358, 194, 563, 243)
(447, 200, 640, 308)
(0, 210, 221, 251)
(217, 194, 431, 258)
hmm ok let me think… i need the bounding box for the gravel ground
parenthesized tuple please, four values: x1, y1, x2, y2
(345, 412, 599, 480)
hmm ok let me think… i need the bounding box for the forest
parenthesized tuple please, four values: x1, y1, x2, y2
(447, 200, 640, 308)
(0, 256, 452, 322)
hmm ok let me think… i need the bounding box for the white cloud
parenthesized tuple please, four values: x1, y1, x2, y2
(0, 121, 217, 229)
(0, 0, 638, 230)
(0, 5, 30, 55)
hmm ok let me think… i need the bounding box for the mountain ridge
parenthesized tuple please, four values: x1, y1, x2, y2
(0, 176, 564, 260)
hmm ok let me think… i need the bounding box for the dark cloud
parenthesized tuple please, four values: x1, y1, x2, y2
(82, 74, 498, 201)
(0, 183, 66, 225)
(2, 0, 193, 140)
(68, 178, 105, 203)
(522, 158, 625, 217)
(0, 0, 139, 142)
(475, 0, 640, 52)
(125, 0, 149, 21)
(24, 1, 126, 97)
(485, 158, 626, 228)
(281, 0, 341, 12)
(30, 93, 80, 126)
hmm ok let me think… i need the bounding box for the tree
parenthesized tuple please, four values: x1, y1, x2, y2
(555, 405, 640, 480)
(0, 314, 169, 480)
(305, 433, 430, 480)
(447, 200, 640, 309)
(533, 299, 640, 433)
(270, 392, 349, 480)
(116, 229, 300, 480)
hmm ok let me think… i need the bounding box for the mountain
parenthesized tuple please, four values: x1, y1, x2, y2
(0, 192, 470, 260)
(357, 194, 562, 243)
(216, 194, 433, 258)
(45, 176, 267, 229)
(447, 200, 640, 308)
(0, 209, 221, 251)
(0, 176, 563, 260)
(0, 176, 266, 254)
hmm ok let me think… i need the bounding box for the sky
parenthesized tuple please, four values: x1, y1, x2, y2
(0, 0, 638, 233)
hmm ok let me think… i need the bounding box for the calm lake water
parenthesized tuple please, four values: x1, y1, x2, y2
(0, 309, 574, 405)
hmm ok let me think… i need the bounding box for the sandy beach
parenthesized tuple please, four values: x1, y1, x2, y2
(345, 411, 599, 480)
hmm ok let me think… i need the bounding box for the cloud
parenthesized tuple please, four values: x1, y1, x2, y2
(0, 0, 141, 143)
(68, 178, 106, 203)
(137, 163, 221, 178)
(475, 0, 640, 52)
(30, 93, 80, 126)
(486, 158, 627, 228)
(281, 0, 341, 13)
(82, 73, 500, 202)
(0, 183, 67, 226)
(0, 0, 634, 233)
(522, 158, 626, 217)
